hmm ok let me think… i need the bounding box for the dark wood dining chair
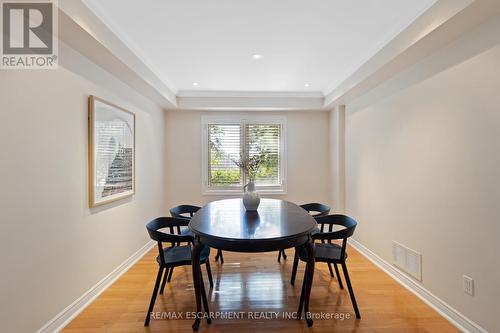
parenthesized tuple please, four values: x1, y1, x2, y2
(170, 204, 225, 264)
(278, 203, 330, 262)
(144, 217, 213, 326)
(157, 205, 197, 284)
(295, 214, 361, 319)
(169, 204, 199, 242)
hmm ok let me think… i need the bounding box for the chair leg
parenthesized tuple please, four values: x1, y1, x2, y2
(341, 262, 360, 319)
(290, 251, 299, 285)
(217, 249, 224, 264)
(277, 250, 282, 262)
(334, 263, 344, 289)
(328, 263, 334, 277)
(144, 266, 164, 326)
(160, 267, 169, 294)
(282, 249, 287, 260)
(205, 260, 214, 289)
(200, 271, 211, 324)
(167, 266, 174, 282)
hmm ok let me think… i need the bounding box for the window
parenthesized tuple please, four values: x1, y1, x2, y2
(202, 116, 286, 194)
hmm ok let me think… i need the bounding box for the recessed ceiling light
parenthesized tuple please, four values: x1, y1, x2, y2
(192, 82, 199, 86)
(252, 54, 263, 60)
(304, 82, 311, 87)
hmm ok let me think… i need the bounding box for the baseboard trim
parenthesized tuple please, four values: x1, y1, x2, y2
(36, 240, 155, 333)
(348, 238, 488, 333)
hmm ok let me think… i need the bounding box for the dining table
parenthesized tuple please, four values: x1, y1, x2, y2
(188, 198, 318, 331)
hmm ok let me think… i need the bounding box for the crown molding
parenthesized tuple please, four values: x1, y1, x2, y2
(176, 91, 325, 111)
(61, 1, 325, 111)
(177, 90, 324, 99)
(79, 0, 178, 93)
(322, 0, 438, 95)
(58, 0, 500, 112)
(323, 0, 500, 108)
(175, 90, 325, 111)
(57, 0, 177, 109)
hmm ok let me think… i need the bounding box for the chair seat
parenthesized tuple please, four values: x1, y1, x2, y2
(297, 243, 347, 262)
(156, 245, 210, 267)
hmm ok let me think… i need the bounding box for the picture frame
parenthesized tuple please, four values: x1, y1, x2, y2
(88, 95, 135, 207)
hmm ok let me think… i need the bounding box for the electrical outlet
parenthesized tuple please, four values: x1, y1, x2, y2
(463, 275, 474, 296)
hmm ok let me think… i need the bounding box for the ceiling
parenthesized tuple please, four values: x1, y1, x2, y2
(83, 0, 437, 95)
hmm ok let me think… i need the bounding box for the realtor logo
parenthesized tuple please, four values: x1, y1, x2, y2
(1, 0, 58, 69)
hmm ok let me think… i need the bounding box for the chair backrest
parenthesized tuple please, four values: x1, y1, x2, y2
(300, 203, 331, 233)
(313, 214, 357, 260)
(300, 203, 331, 217)
(146, 217, 193, 265)
(170, 205, 200, 220)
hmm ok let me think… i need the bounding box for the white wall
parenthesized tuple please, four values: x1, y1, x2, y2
(329, 106, 345, 213)
(164, 110, 331, 209)
(344, 32, 500, 332)
(0, 42, 167, 333)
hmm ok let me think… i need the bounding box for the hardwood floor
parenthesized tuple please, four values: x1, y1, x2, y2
(63, 245, 459, 332)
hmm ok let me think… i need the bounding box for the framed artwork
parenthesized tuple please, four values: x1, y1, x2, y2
(88, 96, 135, 207)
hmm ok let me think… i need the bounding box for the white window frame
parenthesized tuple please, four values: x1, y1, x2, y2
(201, 115, 287, 195)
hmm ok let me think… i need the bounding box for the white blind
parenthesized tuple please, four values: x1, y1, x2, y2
(207, 122, 282, 188)
(208, 124, 242, 186)
(245, 124, 281, 185)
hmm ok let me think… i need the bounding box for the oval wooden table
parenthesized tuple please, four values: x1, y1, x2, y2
(188, 198, 317, 331)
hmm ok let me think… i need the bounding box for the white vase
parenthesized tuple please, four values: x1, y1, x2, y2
(243, 181, 260, 211)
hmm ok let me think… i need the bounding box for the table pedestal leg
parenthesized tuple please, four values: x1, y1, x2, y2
(297, 239, 315, 327)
